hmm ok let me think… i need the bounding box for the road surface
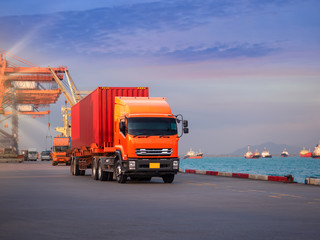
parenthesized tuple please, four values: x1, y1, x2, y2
(0, 161, 319, 240)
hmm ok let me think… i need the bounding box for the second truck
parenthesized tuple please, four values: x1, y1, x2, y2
(70, 87, 188, 183)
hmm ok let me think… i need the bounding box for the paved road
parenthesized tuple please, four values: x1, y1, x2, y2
(0, 161, 319, 240)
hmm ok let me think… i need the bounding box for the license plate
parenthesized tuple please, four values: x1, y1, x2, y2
(149, 163, 160, 169)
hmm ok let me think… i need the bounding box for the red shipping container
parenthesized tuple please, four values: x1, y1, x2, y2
(71, 87, 149, 149)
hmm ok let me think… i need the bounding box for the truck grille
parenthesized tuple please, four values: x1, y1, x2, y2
(135, 148, 172, 156)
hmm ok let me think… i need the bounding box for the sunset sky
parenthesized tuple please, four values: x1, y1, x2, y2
(0, 0, 319, 154)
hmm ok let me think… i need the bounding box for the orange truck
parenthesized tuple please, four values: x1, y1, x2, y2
(52, 136, 71, 166)
(70, 87, 188, 183)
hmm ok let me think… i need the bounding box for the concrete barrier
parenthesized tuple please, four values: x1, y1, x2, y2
(182, 169, 295, 184)
(0, 158, 23, 163)
(218, 172, 232, 177)
(232, 173, 249, 179)
(206, 171, 219, 176)
(249, 174, 268, 181)
(195, 170, 206, 175)
(305, 178, 320, 186)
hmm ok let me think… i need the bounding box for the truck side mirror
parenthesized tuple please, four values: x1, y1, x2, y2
(183, 120, 188, 128)
(183, 127, 189, 134)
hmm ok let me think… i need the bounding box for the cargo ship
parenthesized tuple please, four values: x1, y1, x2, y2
(299, 147, 312, 157)
(311, 145, 320, 159)
(244, 146, 253, 159)
(281, 148, 289, 157)
(252, 149, 260, 158)
(184, 149, 203, 159)
(261, 147, 272, 158)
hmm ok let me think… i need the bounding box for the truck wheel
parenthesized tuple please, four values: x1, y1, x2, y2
(73, 158, 80, 176)
(162, 174, 175, 183)
(106, 172, 113, 181)
(141, 177, 151, 182)
(80, 170, 86, 176)
(52, 161, 57, 166)
(115, 162, 127, 184)
(98, 160, 107, 181)
(91, 159, 98, 180)
(70, 158, 75, 175)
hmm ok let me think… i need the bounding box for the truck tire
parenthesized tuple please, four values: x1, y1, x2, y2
(91, 158, 98, 180)
(106, 172, 113, 181)
(70, 158, 74, 175)
(73, 157, 80, 176)
(52, 161, 58, 166)
(80, 170, 86, 176)
(98, 160, 107, 181)
(115, 162, 127, 184)
(162, 174, 175, 183)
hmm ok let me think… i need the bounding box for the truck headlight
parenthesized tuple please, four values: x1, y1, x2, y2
(129, 161, 136, 170)
(173, 160, 179, 169)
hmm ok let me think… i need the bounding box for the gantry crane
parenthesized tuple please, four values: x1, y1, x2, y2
(0, 49, 66, 153)
(49, 67, 91, 137)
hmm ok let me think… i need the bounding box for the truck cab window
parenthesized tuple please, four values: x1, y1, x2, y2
(119, 119, 126, 136)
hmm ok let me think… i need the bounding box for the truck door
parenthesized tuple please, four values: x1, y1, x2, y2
(118, 119, 128, 155)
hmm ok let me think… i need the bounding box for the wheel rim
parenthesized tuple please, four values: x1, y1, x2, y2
(73, 159, 76, 173)
(92, 162, 96, 176)
(116, 164, 122, 181)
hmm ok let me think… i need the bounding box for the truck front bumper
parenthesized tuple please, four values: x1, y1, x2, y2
(123, 158, 179, 176)
(53, 157, 70, 163)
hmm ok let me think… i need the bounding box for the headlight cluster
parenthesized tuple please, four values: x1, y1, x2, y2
(129, 161, 136, 170)
(173, 160, 179, 169)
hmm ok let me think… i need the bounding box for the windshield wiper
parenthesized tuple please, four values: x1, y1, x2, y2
(133, 135, 150, 138)
(159, 135, 170, 138)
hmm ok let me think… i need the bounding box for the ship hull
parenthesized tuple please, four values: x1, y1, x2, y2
(300, 153, 312, 157)
(186, 156, 203, 159)
(281, 154, 288, 157)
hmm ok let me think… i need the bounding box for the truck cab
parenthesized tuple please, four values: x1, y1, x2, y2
(112, 97, 188, 183)
(52, 137, 71, 166)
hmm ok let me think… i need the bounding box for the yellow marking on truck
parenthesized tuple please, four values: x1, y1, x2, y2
(149, 163, 160, 168)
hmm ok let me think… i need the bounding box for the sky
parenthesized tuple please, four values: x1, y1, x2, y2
(0, 0, 320, 154)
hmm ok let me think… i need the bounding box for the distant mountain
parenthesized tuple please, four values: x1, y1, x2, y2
(230, 142, 302, 156)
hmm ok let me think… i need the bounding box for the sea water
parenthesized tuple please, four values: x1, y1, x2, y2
(180, 156, 320, 183)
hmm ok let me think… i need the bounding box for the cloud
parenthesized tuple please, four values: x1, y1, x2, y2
(0, 0, 317, 62)
(0, 0, 275, 59)
(157, 43, 278, 61)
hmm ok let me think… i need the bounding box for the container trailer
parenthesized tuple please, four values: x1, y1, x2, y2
(70, 87, 188, 183)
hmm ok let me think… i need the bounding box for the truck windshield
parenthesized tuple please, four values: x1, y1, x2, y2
(53, 146, 69, 152)
(127, 117, 177, 136)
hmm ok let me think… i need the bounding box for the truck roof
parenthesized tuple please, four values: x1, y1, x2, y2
(115, 97, 173, 116)
(53, 137, 70, 146)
